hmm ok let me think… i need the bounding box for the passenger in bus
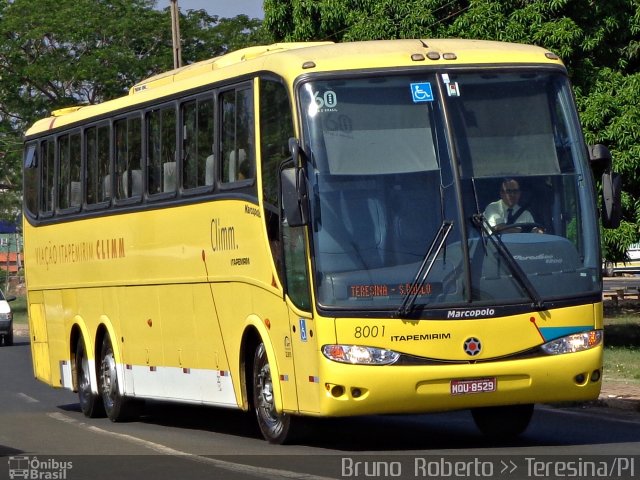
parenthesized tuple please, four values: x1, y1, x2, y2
(483, 178, 543, 232)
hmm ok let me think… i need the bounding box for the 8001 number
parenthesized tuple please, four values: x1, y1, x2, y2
(354, 325, 385, 339)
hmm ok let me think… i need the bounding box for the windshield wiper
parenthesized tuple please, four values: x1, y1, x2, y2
(396, 221, 453, 318)
(471, 214, 545, 310)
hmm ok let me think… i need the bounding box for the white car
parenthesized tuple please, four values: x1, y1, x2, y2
(0, 290, 16, 346)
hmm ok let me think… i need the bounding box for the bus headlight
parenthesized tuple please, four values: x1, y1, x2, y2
(540, 330, 603, 355)
(322, 345, 400, 365)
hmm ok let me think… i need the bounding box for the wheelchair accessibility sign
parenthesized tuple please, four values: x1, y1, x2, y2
(410, 82, 434, 103)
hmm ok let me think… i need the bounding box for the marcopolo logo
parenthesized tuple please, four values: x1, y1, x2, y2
(446, 308, 495, 319)
(8, 456, 72, 479)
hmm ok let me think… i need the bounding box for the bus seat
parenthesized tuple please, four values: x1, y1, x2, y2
(102, 175, 111, 200)
(122, 169, 142, 197)
(163, 162, 176, 192)
(70, 181, 81, 207)
(205, 155, 215, 186)
(228, 149, 246, 182)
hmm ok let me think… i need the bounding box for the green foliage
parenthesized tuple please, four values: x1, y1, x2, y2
(264, 0, 640, 262)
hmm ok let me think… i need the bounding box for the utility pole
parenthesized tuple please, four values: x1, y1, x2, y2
(170, 0, 183, 69)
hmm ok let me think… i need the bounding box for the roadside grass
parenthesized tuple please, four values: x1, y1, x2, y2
(10, 294, 27, 326)
(8, 293, 640, 382)
(603, 345, 640, 383)
(603, 304, 640, 383)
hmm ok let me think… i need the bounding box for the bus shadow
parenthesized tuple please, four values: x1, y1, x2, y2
(138, 401, 260, 440)
(94, 402, 640, 451)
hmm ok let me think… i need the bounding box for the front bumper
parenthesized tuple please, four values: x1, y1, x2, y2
(311, 346, 602, 417)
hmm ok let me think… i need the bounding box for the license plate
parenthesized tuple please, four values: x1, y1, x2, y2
(450, 377, 497, 395)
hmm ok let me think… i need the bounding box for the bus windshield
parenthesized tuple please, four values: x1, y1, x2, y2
(298, 71, 600, 313)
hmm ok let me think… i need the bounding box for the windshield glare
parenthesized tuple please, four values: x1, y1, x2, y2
(298, 71, 600, 313)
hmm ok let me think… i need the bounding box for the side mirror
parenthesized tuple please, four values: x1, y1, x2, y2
(280, 139, 309, 227)
(280, 167, 309, 227)
(589, 144, 621, 229)
(589, 144, 612, 176)
(602, 171, 621, 229)
(288, 137, 300, 164)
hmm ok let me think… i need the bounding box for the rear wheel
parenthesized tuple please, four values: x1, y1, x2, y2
(99, 335, 141, 422)
(253, 342, 299, 444)
(471, 404, 534, 439)
(76, 336, 105, 418)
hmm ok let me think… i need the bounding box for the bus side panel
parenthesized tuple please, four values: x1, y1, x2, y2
(41, 290, 67, 388)
(213, 282, 299, 412)
(159, 283, 234, 403)
(159, 284, 197, 369)
(191, 284, 227, 368)
(28, 291, 51, 385)
(287, 308, 321, 415)
(113, 283, 236, 405)
(119, 285, 164, 398)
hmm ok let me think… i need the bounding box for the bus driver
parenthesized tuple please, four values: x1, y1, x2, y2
(483, 178, 542, 232)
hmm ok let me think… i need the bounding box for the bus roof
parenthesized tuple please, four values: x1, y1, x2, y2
(25, 39, 564, 137)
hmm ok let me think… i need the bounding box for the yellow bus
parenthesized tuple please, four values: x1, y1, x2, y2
(23, 39, 620, 444)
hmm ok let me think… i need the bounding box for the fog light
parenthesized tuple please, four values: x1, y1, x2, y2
(591, 369, 601, 382)
(331, 385, 345, 397)
(575, 373, 586, 384)
(351, 388, 362, 398)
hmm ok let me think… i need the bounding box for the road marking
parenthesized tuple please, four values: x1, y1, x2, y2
(16, 392, 39, 403)
(539, 405, 640, 426)
(47, 412, 337, 479)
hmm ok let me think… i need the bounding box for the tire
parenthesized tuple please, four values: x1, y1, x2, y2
(471, 404, 534, 439)
(76, 336, 105, 418)
(5, 331, 13, 346)
(99, 335, 141, 422)
(253, 342, 300, 444)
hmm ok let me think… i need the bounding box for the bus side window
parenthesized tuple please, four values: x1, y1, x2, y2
(56, 132, 82, 212)
(40, 139, 55, 215)
(147, 105, 176, 195)
(115, 116, 142, 200)
(24, 142, 39, 216)
(220, 87, 254, 184)
(181, 96, 214, 190)
(259, 77, 294, 281)
(86, 123, 112, 204)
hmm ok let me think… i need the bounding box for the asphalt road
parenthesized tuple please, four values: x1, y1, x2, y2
(1, 335, 640, 480)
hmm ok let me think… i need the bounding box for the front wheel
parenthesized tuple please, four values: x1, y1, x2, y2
(471, 404, 534, 439)
(253, 342, 299, 444)
(99, 335, 141, 422)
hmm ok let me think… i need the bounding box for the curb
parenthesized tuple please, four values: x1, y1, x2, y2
(595, 396, 640, 412)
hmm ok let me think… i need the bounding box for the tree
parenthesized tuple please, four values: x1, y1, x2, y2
(0, 0, 266, 222)
(264, 0, 640, 262)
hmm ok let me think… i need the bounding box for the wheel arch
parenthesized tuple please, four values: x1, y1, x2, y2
(69, 318, 92, 393)
(239, 318, 284, 414)
(95, 316, 122, 365)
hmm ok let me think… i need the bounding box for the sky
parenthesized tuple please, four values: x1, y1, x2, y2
(159, 0, 264, 19)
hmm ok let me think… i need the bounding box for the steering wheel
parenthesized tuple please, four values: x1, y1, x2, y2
(493, 222, 544, 234)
